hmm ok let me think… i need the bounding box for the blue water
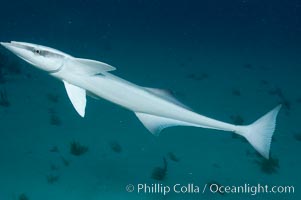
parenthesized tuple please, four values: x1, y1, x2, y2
(0, 0, 300, 199)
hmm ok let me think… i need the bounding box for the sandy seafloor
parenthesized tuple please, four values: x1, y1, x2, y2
(0, 1, 300, 199)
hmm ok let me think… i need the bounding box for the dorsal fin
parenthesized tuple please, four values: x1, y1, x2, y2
(143, 87, 191, 110)
(63, 80, 86, 117)
(67, 58, 116, 75)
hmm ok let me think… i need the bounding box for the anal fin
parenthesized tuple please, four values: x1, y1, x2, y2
(135, 112, 199, 135)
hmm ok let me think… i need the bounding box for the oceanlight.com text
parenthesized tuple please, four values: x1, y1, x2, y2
(125, 183, 295, 196)
(205, 183, 294, 195)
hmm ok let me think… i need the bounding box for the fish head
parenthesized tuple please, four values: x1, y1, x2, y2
(1, 41, 70, 73)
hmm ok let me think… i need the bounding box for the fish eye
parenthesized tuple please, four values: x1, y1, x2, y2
(34, 49, 41, 54)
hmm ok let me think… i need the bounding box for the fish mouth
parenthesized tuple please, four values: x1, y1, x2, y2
(0, 41, 37, 65)
(1, 41, 66, 73)
(1, 41, 36, 52)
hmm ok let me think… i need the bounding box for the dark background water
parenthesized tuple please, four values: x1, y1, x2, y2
(1, 0, 300, 48)
(0, 0, 300, 200)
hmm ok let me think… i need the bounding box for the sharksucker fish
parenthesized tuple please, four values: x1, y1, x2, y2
(1, 41, 281, 159)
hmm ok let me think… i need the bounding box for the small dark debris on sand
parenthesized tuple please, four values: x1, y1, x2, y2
(50, 164, 59, 171)
(167, 152, 180, 162)
(18, 193, 29, 200)
(293, 133, 301, 141)
(109, 141, 122, 153)
(230, 115, 244, 125)
(46, 174, 60, 184)
(48, 108, 62, 126)
(47, 93, 59, 103)
(151, 157, 168, 181)
(254, 156, 279, 174)
(61, 156, 70, 166)
(70, 141, 89, 156)
(268, 87, 291, 111)
(232, 89, 241, 96)
(187, 73, 209, 81)
(50, 113, 62, 126)
(0, 88, 10, 107)
(280, 99, 291, 110)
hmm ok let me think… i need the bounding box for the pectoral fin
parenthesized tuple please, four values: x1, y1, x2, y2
(66, 58, 116, 76)
(63, 80, 86, 117)
(135, 112, 199, 135)
(75, 58, 116, 71)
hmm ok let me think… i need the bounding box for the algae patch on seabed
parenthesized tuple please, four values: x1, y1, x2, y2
(109, 141, 122, 153)
(17, 193, 29, 200)
(46, 174, 60, 184)
(268, 87, 291, 112)
(230, 115, 244, 125)
(70, 141, 89, 156)
(47, 93, 59, 103)
(48, 108, 62, 126)
(151, 157, 168, 181)
(254, 156, 279, 174)
(50, 114, 62, 126)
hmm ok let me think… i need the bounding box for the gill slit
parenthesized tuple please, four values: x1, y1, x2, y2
(48, 58, 66, 74)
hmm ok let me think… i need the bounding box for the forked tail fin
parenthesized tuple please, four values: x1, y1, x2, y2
(235, 105, 282, 159)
